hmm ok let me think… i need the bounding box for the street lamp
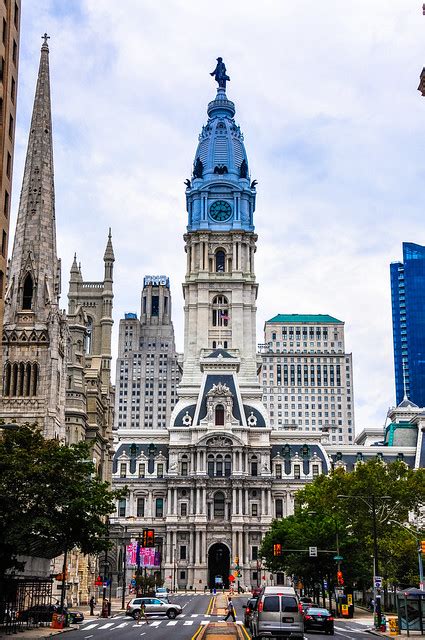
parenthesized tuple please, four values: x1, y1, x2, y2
(388, 520, 424, 590)
(337, 494, 390, 629)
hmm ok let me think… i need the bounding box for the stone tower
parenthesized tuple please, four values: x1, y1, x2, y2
(66, 231, 115, 481)
(0, 38, 68, 440)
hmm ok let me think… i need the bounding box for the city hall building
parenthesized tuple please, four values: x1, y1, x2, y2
(111, 66, 425, 592)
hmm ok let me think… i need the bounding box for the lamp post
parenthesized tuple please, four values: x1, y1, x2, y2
(337, 494, 390, 629)
(389, 520, 424, 590)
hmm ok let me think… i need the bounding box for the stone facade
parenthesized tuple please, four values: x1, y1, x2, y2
(260, 314, 355, 444)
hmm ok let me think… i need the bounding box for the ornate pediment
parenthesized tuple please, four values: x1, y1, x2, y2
(206, 435, 233, 448)
(207, 383, 231, 397)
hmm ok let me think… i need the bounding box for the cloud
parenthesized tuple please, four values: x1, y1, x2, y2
(10, 0, 425, 432)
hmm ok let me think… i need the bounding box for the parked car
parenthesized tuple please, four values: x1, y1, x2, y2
(17, 604, 84, 625)
(243, 597, 258, 629)
(303, 607, 334, 634)
(251, 587, 304, 640)
(154, 587, 169, 602)
(126, 597, 182, 620)
(300, 600, 320, 613)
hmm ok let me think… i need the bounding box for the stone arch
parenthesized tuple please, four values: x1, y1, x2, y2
(22, 273, 34, 310)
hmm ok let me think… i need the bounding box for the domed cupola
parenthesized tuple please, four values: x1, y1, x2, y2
(185, 59, 257, 233)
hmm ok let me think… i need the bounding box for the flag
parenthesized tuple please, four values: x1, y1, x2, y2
(219, 311, 230, 321)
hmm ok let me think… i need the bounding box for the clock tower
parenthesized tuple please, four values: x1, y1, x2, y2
(181, 77, 259, 386)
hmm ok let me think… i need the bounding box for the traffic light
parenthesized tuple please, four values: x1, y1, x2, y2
(337, 571, 344, 585)
(273, 543, 282, 557)
(421, 540, 425, 554)
(143, 528, 155, 547)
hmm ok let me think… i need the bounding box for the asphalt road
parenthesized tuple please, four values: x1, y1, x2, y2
(65, 595, 374, 640)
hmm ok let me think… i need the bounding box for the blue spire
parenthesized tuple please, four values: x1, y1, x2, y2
(185, 78, 256, 233)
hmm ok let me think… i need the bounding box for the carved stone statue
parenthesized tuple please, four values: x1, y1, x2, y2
(240, 159, 248, 179)
(193, 157, 203, 179)
(210, 57, 230, 90)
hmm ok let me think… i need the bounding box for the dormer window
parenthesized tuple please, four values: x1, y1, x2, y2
(22, 273, 33, 309)
(215, 404, 224, 426)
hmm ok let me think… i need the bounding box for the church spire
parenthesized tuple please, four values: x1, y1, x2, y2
(4, 35, 60, 323)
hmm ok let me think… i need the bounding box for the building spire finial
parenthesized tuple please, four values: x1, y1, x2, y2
(41, 33, 50, 49)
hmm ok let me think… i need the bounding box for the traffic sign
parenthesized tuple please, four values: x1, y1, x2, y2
(374, 576, 383, 588)
(309, 546, 318, 557)
(323, 580, 328, 589)
(131, 579, 136, 587)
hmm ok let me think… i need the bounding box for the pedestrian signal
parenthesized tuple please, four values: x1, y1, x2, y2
(143, 528, 155, 547)
(337, 571, 344, 585)
(273, 543, 282, 556)
(421, 540, 425, 554)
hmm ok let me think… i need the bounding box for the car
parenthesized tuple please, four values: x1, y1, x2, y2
(303, 607, 334, 634)
(300, 600, 320, 613)
(252, 587, 262, 598)
(126, 597, 182, 620)
(251, 587, 304, 640)
(17, 604, 84, 625)
(154, 587, 169, 602)
(243, 597, 258, 629)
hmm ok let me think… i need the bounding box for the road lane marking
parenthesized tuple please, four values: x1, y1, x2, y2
(97, 622, 115, 629)
(191, 626, 204, 640)
(167, 620, 178, 625)
(241, 625, 251, 640)
(191, 613, 199, 617)
(81, 624, 99, 630)
(200, 620, 209, 625)
(184, 620, 194, 625)
(150, 620, 162, 626)
(114, 622, 130, 628)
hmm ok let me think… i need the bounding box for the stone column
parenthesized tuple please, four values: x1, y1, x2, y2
(245, 531, 250, 565)
(261, 489, 265, 515)
(239, 488, 243, 515)
(267, 489, 272, 516)
(167, 488, 171, 515)
(193, 529, 197, 565)
(232, 488, 237, 516)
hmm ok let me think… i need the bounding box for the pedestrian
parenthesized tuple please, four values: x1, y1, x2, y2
(137, 600, 148, 625)
(89, 596, 95, 616)
(224, 597, 236, 622)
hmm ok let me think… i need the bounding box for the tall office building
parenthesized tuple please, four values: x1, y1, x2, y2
(260, 314, 355, 443)
(391, 242, 425, 407)
(0, 1, 20, 333)
(115, 275, 180, 431)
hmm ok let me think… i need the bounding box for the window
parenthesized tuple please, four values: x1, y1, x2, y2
(224, 455, 231, 477)
(275, 498, 283, 518)
(120, 463, 127, 478)
(4, 190, 9, 217)
(215, 249, 225, 272)
(312, 464, 319, 477)
(180, 503, 187, 517)
(215, 404, 224, 425)
(180, 570, 186, 580)
(251, 459, 258, 476)
(214, 491, 225, 518)
(152, 295, 159, 316)
(14, 2, 18, 28)
(212, 295, 229, 327)
(12, 40, 17, 64)
(251, 503, 258, 516)
(11, 76, 15, 103)
(6, 152, 11, 178)
(2, 18, 6, 45)
(1, 230, 6, 257)
(8, 114, 13, 139)
(85, 317, 93, 353)
(263, 596, 279, 612)
(0, 270, 3, 299)
(252, 546, 258, 560)
(155, 498, 164, 517)
(294, 464, 300, 479)
(157, 464, 164, 478)
(180, 545, 187, 560)
(181, 460, 188, 476)
(137, 497, 145, 517)
(138, 463, 145, 477)
(118, 499, 126, 517)
(275, 464, 282, 479)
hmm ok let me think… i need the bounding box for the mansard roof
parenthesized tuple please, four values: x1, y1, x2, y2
(266, 314, 343, 324)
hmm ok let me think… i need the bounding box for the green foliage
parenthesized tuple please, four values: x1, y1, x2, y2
(0, 423, 126, 574)
(260, 459, 425, 590)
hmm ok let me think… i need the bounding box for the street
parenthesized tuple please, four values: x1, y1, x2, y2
(63, 594, 375, 640)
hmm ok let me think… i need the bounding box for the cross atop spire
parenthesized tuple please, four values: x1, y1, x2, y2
(41, 33, 50, 49)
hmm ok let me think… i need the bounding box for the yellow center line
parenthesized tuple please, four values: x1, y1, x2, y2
(206, 595, 215, 615)
(240, 623, 251, 639)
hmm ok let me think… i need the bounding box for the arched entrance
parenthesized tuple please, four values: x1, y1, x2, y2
(208, 543, 230, 589)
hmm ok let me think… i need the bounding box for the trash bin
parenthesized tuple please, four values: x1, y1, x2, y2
(101, 600, 109, 618)
(380, 615, 387, 632)
(51, 613, 66, 629)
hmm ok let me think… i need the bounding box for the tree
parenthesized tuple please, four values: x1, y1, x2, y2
(0, 423, 126, 575)
(260, 460, 425, 596)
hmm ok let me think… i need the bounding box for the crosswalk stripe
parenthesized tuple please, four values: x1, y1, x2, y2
(80, 623, 98, 630)
(200, 620, 209, 625)
(183, 620, 194, 625)
(167, 621, 178, 626)
(113, 622, 129, 628)
(191, 614, 199, 617)
(151, 621, 162, 627)
(97, 622, 115, 629)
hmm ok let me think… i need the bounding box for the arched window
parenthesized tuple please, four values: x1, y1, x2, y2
(214, 491, 225, 518)
(25, 362, 31, 396)
(215, 250, 225, 273)
(251, 455, 258, 477)
(181, 455, 189, 476)
(18, 362, 25, 396)
(31, 362, 38, 396)
(207, 454, 215, 477)
(216, 454, 223, 477)
(22, 274, 34, 310)
(11, 362, 18, 396)
(224, 454, 232, 477)
(212, 295, 229, 327)
(85, 317, 93, 354)
(3, 362, 11, 396)
(215, 404, 225, 426)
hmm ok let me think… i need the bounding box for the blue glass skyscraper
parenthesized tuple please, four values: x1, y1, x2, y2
(390, 242, 425, 407)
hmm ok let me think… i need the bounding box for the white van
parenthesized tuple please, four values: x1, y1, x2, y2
(251, 586, 304, 639)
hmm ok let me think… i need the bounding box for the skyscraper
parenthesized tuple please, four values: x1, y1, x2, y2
(390, 242, 425, 407)
(115, 275, 180, 431)
(260, 314, 355, 443)
(0, 1, 20, 330)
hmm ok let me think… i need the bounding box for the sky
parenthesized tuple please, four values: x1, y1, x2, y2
(10, 0, 425, 433)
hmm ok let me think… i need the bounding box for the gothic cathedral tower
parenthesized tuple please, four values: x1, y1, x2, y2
(0, 38, 67, 440)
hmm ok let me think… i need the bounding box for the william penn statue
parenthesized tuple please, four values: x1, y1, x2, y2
(210, 57, 230, 90)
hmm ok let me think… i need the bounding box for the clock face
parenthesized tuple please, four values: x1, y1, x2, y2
(209, 200, 232, 222)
